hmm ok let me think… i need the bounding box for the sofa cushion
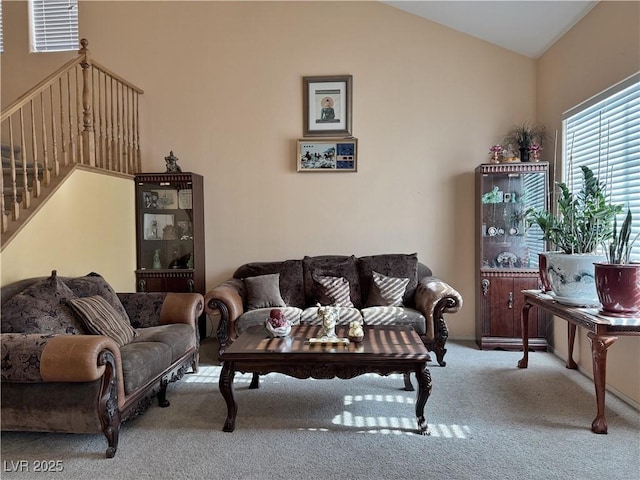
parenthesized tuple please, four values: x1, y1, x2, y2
(119, 341, 173, 395)
(235, 307, 303, 336)
(300, 306, 363, 325)
(243, 274, 286, 310)
(359, 254, 419, 308)
(361, 306, 426, 335)
(67, 296, 138, 347)
(303, 255, 361, 308)
(64, 273, 131, 327)
(234, 260, 304, 308)
(314, 275, 355, 307)
(117, 292, 169, 329)
(1, 272, 87, 335)
(366, 271, 410, 307)
(132, 324, 195, 362)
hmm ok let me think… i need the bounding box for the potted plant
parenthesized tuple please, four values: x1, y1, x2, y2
(503, 122, 547, 162)
(527, 165, 621, 305)
(594, 209, 640, 316)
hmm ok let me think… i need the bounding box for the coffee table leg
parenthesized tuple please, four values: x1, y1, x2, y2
(219, 361, 237, 432)
(415, 363, 432, 435)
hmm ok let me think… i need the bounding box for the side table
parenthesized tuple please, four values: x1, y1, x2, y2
(517, 290, 640, 434)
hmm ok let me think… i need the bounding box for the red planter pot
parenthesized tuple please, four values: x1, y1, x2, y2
(594, 263, 640, 317)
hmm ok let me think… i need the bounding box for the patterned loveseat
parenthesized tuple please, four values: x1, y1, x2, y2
(0, 271, 203, 458)
(205, 253, 463, 366)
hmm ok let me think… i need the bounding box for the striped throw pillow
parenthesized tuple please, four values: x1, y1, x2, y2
(67, 295, 138, 346)
(367, 271, 410, 307)
(315, 275, 354, 307)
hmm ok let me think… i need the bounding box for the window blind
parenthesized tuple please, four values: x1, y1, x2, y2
(562, 72, 640, 261)
(29, 0, 78, 53)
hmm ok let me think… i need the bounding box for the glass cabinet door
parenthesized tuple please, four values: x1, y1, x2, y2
(478, 163, 548, 272)
(137, 179, 195, 271)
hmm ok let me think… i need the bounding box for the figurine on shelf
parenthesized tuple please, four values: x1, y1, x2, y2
(488, 144, 503, 164)
(164, 151, 182, 173)
(152, 249, 162, 269)
(528, 143, 542, 162)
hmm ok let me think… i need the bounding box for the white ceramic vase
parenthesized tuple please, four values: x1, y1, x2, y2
(546, 252, 605, 306)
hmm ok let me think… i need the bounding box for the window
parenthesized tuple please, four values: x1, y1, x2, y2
(29, 0, 78, 53)
(562, 72, 640, 261)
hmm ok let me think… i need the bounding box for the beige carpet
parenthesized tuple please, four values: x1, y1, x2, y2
(1, 339, 639, 479)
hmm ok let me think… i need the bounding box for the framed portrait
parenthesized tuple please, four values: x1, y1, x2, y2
(297, 138, 358, 172)
(303, 75, 352, 137)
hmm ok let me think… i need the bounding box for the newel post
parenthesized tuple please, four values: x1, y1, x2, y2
(79, 38, 96, 167)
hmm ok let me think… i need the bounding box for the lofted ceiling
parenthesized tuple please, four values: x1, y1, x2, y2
(383, 1, 599, 58)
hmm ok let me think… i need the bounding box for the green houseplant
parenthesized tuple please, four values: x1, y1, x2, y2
(527, 165, 621, 304)
(594, 209, 640, 316)
(528, 166, 621, 254)
(503, 122, 547, 162)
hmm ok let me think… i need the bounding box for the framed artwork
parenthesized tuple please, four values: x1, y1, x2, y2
(297, 138, 358, 172)
(303, 75, 352, 137)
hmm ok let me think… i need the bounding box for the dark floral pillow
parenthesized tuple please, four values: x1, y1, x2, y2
(1, 271, 87, 335)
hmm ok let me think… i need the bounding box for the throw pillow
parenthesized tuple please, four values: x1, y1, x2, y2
(1, 271, 87, 335)
(366, 271, 410, 307)
(67, 295, 138, 347)
(243, 274, 287, 310)
(359, 253, 418, 307)
(63, 273, 130, 326)
(303, 255, 361, 308)
(314, 275, 354, 307)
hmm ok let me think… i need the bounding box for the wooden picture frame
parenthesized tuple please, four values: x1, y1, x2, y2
(303, 75, 352, 137)
(297, 138, 358, 172)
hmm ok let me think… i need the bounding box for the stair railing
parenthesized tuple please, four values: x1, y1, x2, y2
(1, 39, 144, 241)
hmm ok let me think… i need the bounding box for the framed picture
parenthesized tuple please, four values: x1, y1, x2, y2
(143, 213, 174, 240)
(297, 138, 358, 172)
(303, 75, 352, 137)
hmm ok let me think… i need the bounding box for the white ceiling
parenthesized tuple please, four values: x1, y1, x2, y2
(383, 1, 599, 58)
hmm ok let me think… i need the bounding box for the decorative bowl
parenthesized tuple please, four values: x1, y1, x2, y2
(265, 321, 291, 337)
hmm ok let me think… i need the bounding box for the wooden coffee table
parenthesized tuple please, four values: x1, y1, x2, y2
(218, 324, 432, 434)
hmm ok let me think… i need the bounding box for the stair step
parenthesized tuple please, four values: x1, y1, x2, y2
(1, 144, 22, 162)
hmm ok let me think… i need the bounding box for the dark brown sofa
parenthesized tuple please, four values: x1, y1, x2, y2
(0, 271, 203, 458)
(204, 254, 463, 366)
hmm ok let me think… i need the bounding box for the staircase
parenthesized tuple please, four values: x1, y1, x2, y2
(1, 39, 144, 249)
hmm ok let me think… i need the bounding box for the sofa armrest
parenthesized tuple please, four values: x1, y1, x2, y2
(204, 279, 244, 349)
(1, 333, 120, 383)
(414, 276, 463, 339)
(159, 292, 204, 328)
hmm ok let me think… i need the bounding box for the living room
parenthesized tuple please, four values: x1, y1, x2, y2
(1, 1, 639, 476)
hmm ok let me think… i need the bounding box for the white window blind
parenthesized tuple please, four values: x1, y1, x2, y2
(562, 72, 640, 261)
(29, 0, 78, 53)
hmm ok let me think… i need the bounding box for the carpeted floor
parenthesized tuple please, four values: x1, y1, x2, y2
(1, 339, 638, 480)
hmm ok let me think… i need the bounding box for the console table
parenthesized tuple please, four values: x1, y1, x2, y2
(517, 290, 640, 434)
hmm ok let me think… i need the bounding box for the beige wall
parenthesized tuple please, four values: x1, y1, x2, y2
(0, 168, 136, 291)
(537, 0, 640, 406)
(2, 2, 638, 404)
(1, 1, 538, 340)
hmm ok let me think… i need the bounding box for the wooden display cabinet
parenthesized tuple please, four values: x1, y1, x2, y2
(475, 162, 550, 350)
(134, 172, 205, 299)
